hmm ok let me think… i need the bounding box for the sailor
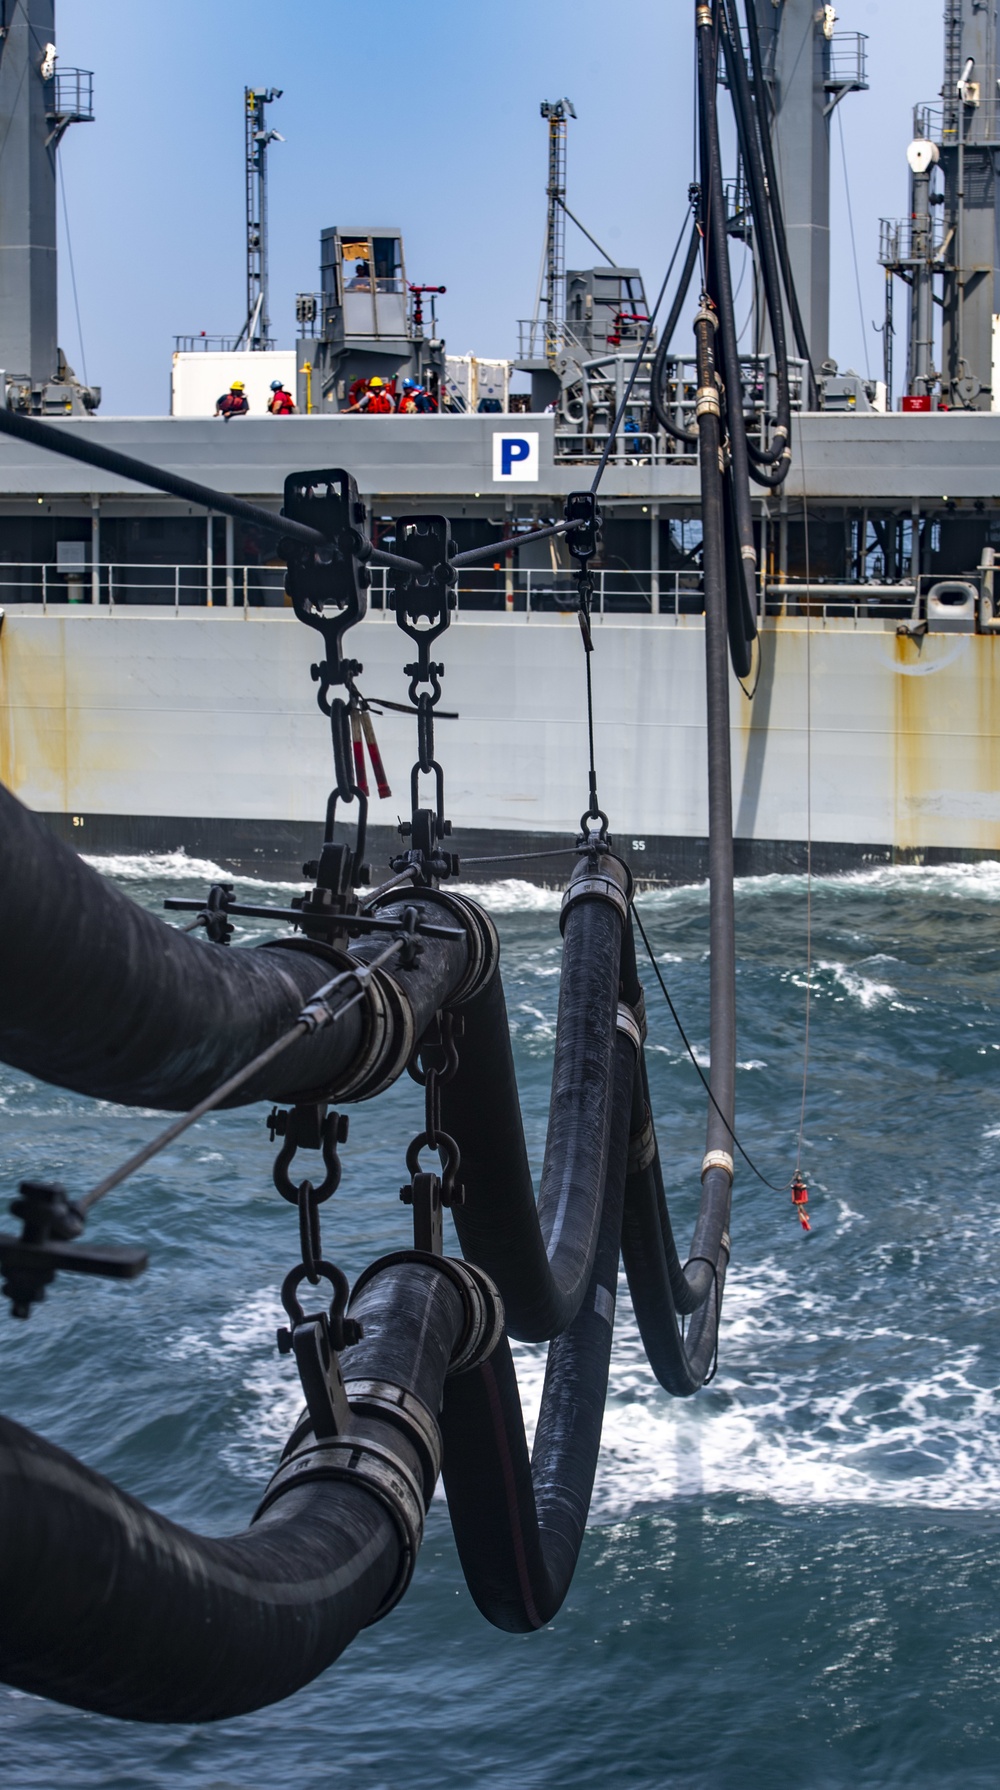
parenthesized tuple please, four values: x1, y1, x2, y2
(397, 379, 437, 414)
(350, 377, 393, 414)
(215, 380, 249, 420)
(346, 261, 372, 291)
(267, 380, 296, 416)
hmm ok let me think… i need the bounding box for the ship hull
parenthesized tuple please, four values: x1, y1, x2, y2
(3, 604, 999, 880)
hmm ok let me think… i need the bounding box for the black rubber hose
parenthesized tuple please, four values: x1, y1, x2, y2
(440, 854, 628, 1343)
(620, 1046, 731, 1396)
(743, 0, 818, 405)
(719, 0, 792, 480)
(0, 1259, 466, 1722)
(439, 1032, 634, 1632)
(0, 781, 469, 1110)
(649, 220, 702, 445)
(0, 405, 325, 552)
(696, 5, 757, 675)
(618, 917, 726, 1319)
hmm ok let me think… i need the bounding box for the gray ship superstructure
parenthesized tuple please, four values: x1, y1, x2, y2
(3, 0, 1000, 879)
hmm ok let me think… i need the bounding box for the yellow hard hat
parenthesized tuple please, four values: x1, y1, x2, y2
(369, 376, 384, 388)
(230, 379, 245, 391)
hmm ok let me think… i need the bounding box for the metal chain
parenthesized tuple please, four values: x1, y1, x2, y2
(400, 1011, 464, 1252)
(389, 517, 460, 883)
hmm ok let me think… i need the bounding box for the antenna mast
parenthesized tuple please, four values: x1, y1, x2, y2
(241, 85, 283, 350)
(539, 98, 575, 358)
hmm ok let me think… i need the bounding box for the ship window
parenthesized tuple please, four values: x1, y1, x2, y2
(341, 240, 373, 293)
(372, 236, 403, 294)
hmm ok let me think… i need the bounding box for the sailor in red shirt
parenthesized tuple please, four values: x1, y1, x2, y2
(267, 380, 296, 415)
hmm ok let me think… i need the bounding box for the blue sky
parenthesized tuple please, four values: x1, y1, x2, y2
(53, 0, 945, 413)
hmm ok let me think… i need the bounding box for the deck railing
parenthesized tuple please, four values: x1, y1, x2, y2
(0, 561, 931, 623)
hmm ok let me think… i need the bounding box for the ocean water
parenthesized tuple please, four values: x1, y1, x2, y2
(2, 855, 1000, 1788)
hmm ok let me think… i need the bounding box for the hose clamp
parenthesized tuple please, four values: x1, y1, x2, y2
(627, 1104, 657, 1176)
(560, 863, 631, 933)
(701, 1149, 734, 1182)
(350, 1250, 505, 1379)
(445, 1259, 506, 1374)
(413, 888, 499, 1006)
(257, 937, 390, 1105)
(616, 1001, 643, 1056)
(339, 965, 415, 1103)
(253, 1432, 425, 1622)
(343, 1378, 442, 1500)
(719, 1229, 732, 1261)
(631, 986, 647, 1042)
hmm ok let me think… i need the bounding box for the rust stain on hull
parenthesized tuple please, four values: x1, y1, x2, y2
(0, 619, 70, 810)
(893, 631, 1000, 855)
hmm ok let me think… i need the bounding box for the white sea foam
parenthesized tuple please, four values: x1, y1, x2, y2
(451, 878, 563, 912)
(816, 960, 898, 1010)
(84, 850, 306, 892)
(185, 1256, 1000, 1519)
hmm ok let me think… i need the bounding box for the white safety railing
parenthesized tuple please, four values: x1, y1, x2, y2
(0, 559, 700, 617)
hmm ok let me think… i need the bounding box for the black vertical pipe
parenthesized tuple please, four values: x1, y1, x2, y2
(693, 300, 738, 1232)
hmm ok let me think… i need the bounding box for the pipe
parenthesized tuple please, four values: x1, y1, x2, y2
(439, 1030, 635, 1632)
(694, 299, 738, 1266)
(440, 852, 629, 1342)
(0, 1258, 470, 1722)
(0, 780, 473, 1111)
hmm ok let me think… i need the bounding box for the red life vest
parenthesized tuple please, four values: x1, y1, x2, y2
(218, 391, 248, 418)
(268, 388, 295, 414)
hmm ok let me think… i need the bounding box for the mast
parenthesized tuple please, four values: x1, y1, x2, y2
(938, 0, 999, 407)
(241, 86, 282, 351)
(538, 98, 575, 360)
(748, 0, 867, 369)
(0, 0, 93, 401)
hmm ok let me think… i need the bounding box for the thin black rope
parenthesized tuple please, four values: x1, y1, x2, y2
(584, 642, 598, 812)
(632, 900, 788, 1194)
(77, 940, 403, 1215)
(795, 447, 814, 1181)
(589, 209, 691, 497)
(58, 158, 88, 387)
(459, 845, 578, 866)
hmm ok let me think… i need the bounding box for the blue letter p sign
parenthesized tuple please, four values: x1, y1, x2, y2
(502, 438, 529, 475)
(493, 431, 539, 482)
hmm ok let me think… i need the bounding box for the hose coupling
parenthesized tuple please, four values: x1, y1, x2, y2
(627, 1103, 657, 1176)
(253, 1430, 425, 1622)
(696, 3, 713, 26)
(616, 1000, 644, 1056)
(740, 546, 757, 565)
(695, 385, 721, 419)
(701, 1148, 734, 1182)
(560, 854, 632, 932)
(349, 1250, 505, 1379)
(342, 1378, 442, 1501)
